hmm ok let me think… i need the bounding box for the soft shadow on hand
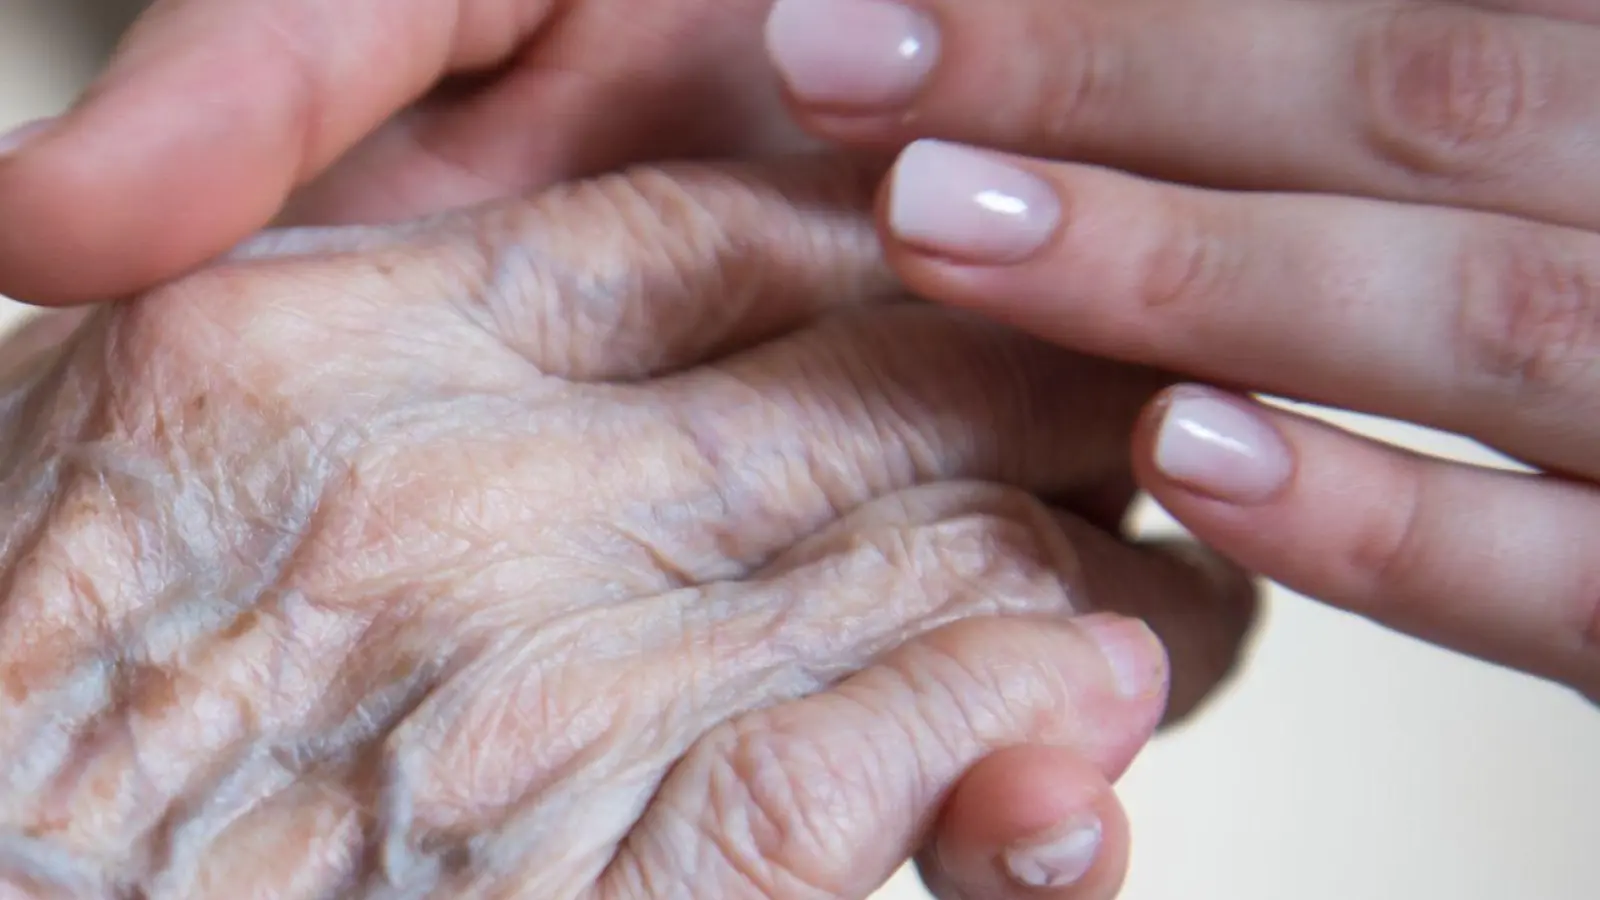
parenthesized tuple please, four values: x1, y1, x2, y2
(0, 158, 1253, 898)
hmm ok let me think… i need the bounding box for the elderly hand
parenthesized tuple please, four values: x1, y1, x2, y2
(0, 159, 1253, 898)
(767, 0, 1600, 704)
(0, 0, 813, 305)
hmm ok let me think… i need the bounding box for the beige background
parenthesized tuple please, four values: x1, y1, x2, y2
(3, 0, 1597, 896)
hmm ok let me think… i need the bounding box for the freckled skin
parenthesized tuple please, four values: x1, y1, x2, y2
(0, 159, 1250, 899)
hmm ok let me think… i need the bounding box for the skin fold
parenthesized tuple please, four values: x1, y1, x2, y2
(0, 157, 1254, 898)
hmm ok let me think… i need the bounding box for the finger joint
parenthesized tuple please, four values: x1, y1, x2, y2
(1013, 10, 1122, 149)
(696, 722, 857, 900)
(1345, 454, 1430, 607)
(1360, 7, 1539, 184)
(1132, 196, 1236, 316)
(1452, 227, 1600, 400)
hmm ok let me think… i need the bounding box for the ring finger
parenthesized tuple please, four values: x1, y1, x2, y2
(1133, 385, 1600, 699)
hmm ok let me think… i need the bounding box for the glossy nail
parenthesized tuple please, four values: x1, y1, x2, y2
(766, 0, 940, 107)
(888, 140, 1061, 263)
(1075, 614, 1164, 699)
(0, 118, 55, 157)
(1004, 814, 1104, 889)
(1155, 389, 1292, 504)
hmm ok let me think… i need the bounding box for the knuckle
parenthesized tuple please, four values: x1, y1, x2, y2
(1122, 195, 1237, 315)
(1345, 456, 1429, 603)
(1005, 8, 1122, 147)
(1361, 7, 1540, 181)
(695, 723, 856, 900)
(871, 507, 1069, 605)
(884, 618, 1070, 741)
(1452, 228, 1600, 398)
(247, 2, 336, 164)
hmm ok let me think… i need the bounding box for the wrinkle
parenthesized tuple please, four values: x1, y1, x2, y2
(0, 159, 1152, 897)
(0, 832, 103, 899)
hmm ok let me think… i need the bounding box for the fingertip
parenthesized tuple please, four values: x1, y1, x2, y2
(1129, 386, 1297, 603)
(0, 0, 462, 307)
(0, 96, 290, 305)
(764, 0, 942, 119)
(870, 141, 1113, 358)
(1134, 385, 1296, 510)
(1074, 613, 1170, 706)
(924, 746, 1130, 900)
(878, 140, 1064, 268)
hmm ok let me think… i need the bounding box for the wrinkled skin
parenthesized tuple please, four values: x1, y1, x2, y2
(0, 159, 1253, 898)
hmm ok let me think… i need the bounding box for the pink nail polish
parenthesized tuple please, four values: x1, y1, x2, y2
(1154, 389, 1293, 504)
(887, 140, 1061, 264)
(765, 0, 940, 107)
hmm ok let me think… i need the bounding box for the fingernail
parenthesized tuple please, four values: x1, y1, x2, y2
(1076, 614, 1164, 699)
(766, 0, 940, 108)
(1003, 814, 1104, 889)
(1154, 388, 1292, 504)
(0, 118, 55, 157)
(888, 140, 1061, 263)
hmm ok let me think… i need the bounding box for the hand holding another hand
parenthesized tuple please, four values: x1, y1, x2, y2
(0, 159, 1253, 899)
(0, 0, 811, 305)
(767, 0, 1600, 702)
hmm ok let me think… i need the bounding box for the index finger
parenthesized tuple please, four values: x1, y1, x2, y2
(0, 0, 550, 306)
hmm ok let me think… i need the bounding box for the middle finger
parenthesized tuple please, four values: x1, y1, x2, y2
(767, 0, 1600, 232)
(880, 147, 1600, 478)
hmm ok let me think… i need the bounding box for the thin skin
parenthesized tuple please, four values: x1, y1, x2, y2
(0, 158, 1250, 899)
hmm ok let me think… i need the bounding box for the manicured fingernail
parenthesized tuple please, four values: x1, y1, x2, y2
(766, 0, 940, 107)
(1154, 388, 1292, 504)
(888, 140, 1061, 263)
(1004, 814, 1103, 889)
(0, 118, 55, 157)
(1076, 614, 1164, 698)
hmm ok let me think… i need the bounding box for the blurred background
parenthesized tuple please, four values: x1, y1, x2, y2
(2, 0, 1596, 896)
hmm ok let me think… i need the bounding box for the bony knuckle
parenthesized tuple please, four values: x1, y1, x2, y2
(1362, 7, 1538, 179)
(1453, 230, 1600, 397)
(885, 619, 1061, 741)
(886, 506, 1064, 596)
(698, 722, 853, 900)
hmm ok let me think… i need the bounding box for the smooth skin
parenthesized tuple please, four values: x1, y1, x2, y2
(767, 0, 1600, 704)
(0, 0, 810, 305)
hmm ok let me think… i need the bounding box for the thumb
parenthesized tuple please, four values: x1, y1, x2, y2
(920, 746, 1131, 900)
(599, 614, 1168, 900)
(0, 0, 550, 307)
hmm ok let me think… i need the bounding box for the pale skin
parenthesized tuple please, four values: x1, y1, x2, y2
(0, 2, 1252, 895)
(0, 158, 1255, 898)
(14, 0, 1596, 884)
(764, 0, 1600, 705)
